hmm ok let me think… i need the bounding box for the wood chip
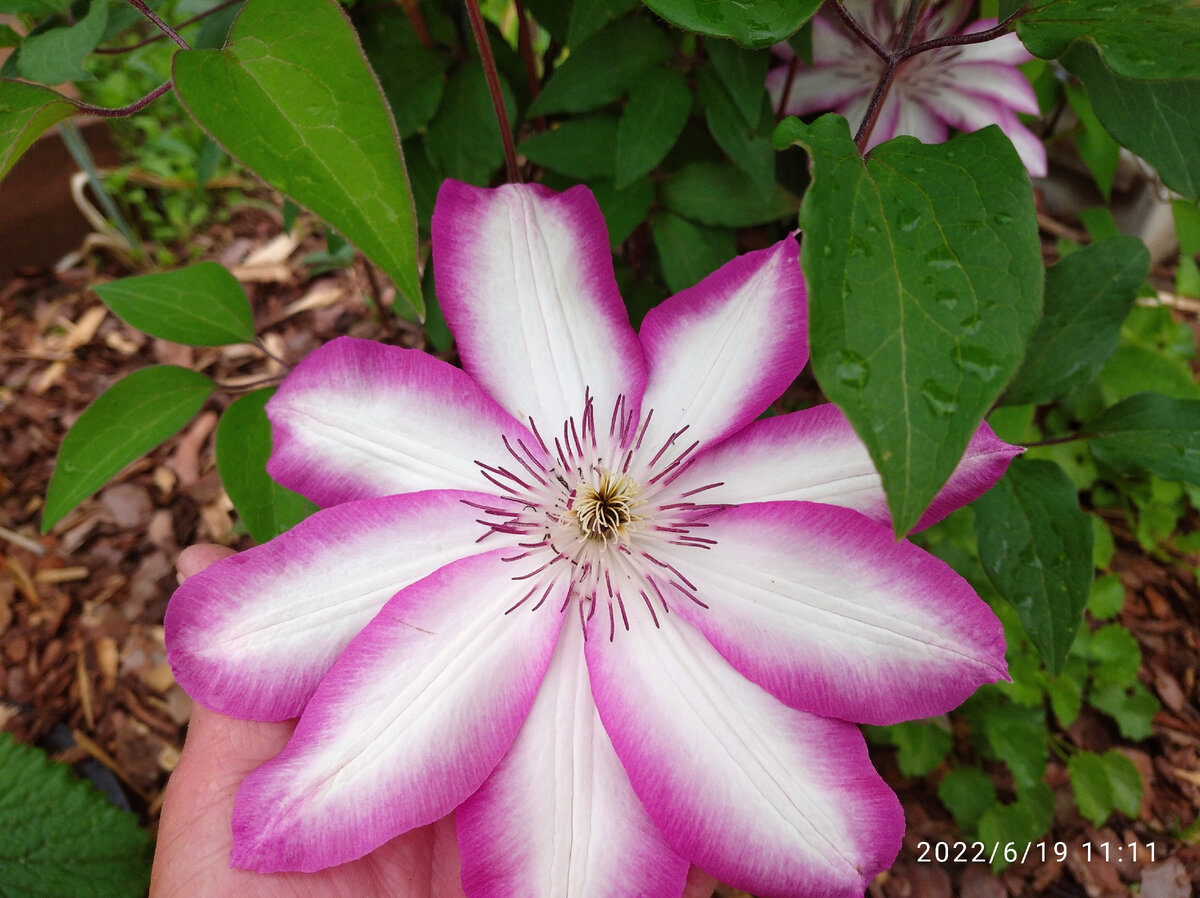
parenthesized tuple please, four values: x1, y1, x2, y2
(76, 649, 93, 730)
(30, 360, 66, 394)
(1, 554, 40, 606)
(284, 283, 346, 316)
(55, 304, 107, 352)
(34, 565, 88, 584)
(241, 230, 300, 267)
(0, 525, 46, 556)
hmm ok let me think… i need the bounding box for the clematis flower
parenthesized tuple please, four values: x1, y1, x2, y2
(768, 0, 1046, 176)
(166, 180, 1017, 897)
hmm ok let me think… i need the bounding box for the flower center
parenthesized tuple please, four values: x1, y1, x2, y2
(568, 469, 642, 542)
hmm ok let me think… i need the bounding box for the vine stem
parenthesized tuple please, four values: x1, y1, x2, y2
(1020, 433, 1092, 449)
(96, 0, 240, 54)
(847, 0, 1030, 153)
(124, 0, 190, 50)
(464, 0, 521, 183)
(72, 81, 173, 117)
(774, 53, 800, 122)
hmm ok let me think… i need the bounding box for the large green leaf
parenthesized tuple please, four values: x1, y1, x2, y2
(1003, 236, 1148, 406)
(216, 389, 318, 541)
(614, 66, 690, 188)
(94, 262, 256, 346)
(1018, 0, 1200, 81)
(43, 366, 213, 532)
(519, 113, 618, 180)
(0, 78, 75, 180)
(15, 0, 107, 84)
(173, 0, 421, 316)
(0, 733, 151, 898)
(779, 115, 1042, 535)
(638, 0, 822, 48)
(1061, 45, 1200, 202)
(1088, 392, 1200, 485)
(973, 457, 1093, 675)
(529, 18, 672, 115)
(661, 161, 797, 227)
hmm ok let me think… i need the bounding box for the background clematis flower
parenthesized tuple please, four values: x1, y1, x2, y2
(166, 179, 1018, 897)
(767, 0, 1046, 176)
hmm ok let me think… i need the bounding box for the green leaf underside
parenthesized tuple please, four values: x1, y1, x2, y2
(638, 0, 822, 48)
(1018, 0, 1200, 81)
(781, 115, 1043, 535)
(973, 457, 1093, 675)
(43, 366, 213, 532)
(661, 161, 798, 227)
(614, 66, 691, 189)
(16, 0, 108, 84)
(94, 262, 256, 346)
(0, 79, 76, 180)
(172, 0, 421, 316)
(0, 733, 151, 898)
(1063, 45, 1200, 202)
(529, 18, 673, 115)
(1088, 393, 1200, 485)
(217, 389, 318, 541)
(1003, 236, 1148, 406)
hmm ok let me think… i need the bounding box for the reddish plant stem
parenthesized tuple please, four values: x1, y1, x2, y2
(96, 0, 241, 54)
(851, 0, 1028, 153)
(72, 81, 173, 117)
(774, 53, 801, 122)
(398, 0, 434, 48)
(124, 0, 190, 50)
(464, 0, 521, 183)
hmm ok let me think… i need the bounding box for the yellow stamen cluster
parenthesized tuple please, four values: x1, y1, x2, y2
(569, 469, 643, 543)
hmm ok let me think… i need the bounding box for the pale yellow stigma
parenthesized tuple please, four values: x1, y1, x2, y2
(568, 469, 643, 542)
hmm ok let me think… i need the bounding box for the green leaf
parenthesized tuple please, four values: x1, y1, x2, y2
(779, 115, 1043, 535)
(0, 24, 22, 49)
(1018, 0, 1200, 81)
(977, 782, 1055, 870)
(661, 161, 797, 226)
(974, 457, 1093, 675)
(613, 66, 691, 188)
(1063, 45, 1200, 202)
(589, 176, 656, 248)
(216, 389, 318, 541)
(358, 8, 447, 140)
(16, 0, 107, 84)
(639, 0, 821, 48)
(1090, 682, 1159, 740)
(938, 767, 996, 831)
(705, 38, 770, 128)
(0, 733, 151, 897)
(93, 263, 255, 346)
(1003, 236, 1148, 406)
(1082, 623, 1142, 690)
(1064, 80, 1120, 201)
(1088, 393, 1200, 485)
(530, 18, 672, 115)
(1048, 657, 1086, 728)
(519, 113, 618, 179)
(568, 0, 639, 47)
(1098, 344, 1200, 402)
(983, 702, 1047, 790)
(173, 0, 421, 316)
(43, 366, 213, 532)
(1088, 572, 1125, 619)
(650, 211, 736, 293)
(0, 78, 75, 180)
(890, 721, 953, 777)
(697, 65, 774, 192)
(425, 61, 516, 187)
(1102, 750, 1143, 818)
(1, 0, 71, 14)
(1068, 751, 1116, 827)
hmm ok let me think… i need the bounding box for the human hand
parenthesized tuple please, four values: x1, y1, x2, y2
(151, 545, 718, 898)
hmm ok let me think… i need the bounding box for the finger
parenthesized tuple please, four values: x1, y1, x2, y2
(176, 544, 236, 583)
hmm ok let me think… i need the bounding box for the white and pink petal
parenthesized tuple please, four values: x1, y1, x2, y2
(666, 404, 1020, 531)
(433, 180, 646, 429)
(637, 237, 807, 461)
(230, 548, 567, 872)
(586, 612, 903, 898)
(457, 620, 689, 898)
(267, 337, 538, 507)
(657, 501, 1008, 725)
(165, 490, 492, 721)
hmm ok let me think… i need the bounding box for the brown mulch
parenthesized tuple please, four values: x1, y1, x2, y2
(1, 199, 1199, 898)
